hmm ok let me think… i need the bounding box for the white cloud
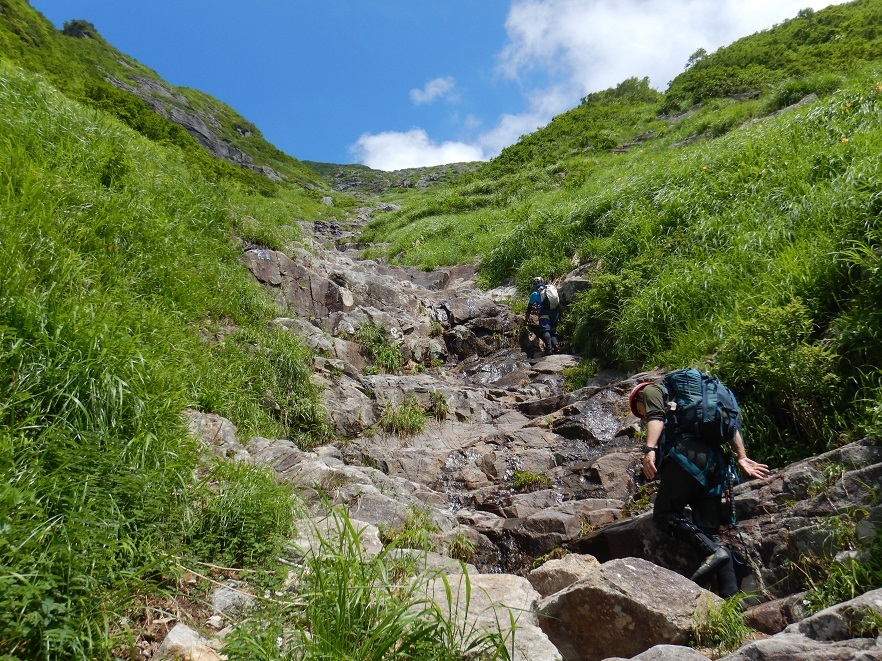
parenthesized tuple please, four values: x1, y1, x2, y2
(354, 0, 851, 168)
(351, 129, 485, 171)
(499, 0, 853, 96)
(410, 76, 458, 104)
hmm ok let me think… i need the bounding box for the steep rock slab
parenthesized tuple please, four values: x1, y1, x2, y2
(537, 557, 721, 661)
(785, 587, 882, 642)
(246, 248, 357, 319)
(721, 632, 882, 660)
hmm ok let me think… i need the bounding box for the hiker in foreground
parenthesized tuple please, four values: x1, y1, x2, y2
(528, 276, 561, 356)
(630, 369, 770, 597)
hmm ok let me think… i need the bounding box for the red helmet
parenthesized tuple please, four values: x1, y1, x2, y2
(628, 382, 651, 418)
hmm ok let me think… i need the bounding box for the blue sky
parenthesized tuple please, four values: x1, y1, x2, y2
(32, 0, 850, 170)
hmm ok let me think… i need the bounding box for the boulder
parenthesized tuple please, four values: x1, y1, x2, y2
(422, 573, 562, 661)
(183, 411, 249, 462)
(605, 645, 711, 660)
(528, 553, 601, 597)
(290, 513, 383, 558)
(590, 452, 637, 499)
(210, 583, 254, 617)
(537, 557, 721, 661)
(743, 592, 809, 635)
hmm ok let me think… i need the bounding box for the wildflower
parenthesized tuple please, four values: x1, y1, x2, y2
(841, 138, 849, 144)
(701, 165, 709, 171)
(874, 84, 882, 92)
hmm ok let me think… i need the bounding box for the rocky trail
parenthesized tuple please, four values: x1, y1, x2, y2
(169, 205, 882, 661)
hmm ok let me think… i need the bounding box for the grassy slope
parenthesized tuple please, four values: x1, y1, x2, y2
(0, 3, 350, 655)
(0, 0, 340, 196)
(359, 0, 882, 462)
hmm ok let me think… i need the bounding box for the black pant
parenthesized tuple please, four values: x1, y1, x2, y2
(653, 459, 739, 597)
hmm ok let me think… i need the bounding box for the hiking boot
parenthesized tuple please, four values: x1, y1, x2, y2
(690, 547, 730, 584)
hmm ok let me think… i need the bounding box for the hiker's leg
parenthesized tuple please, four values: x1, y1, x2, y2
(691, 495, 738, 596)
(539, 318, 553, 355)
(654, 462, 729, 585)
(652, 461, 691, 533)
(712, 539, 739, 597)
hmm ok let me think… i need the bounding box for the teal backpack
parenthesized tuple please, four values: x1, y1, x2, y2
(661, 368, 741, 446)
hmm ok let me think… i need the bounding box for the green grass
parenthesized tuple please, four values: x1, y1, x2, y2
(379, 505, 441, 552)
(355, 321, 404, 373)
(692, 595, 756, 655)
(186, 461, 302, 567)
(0, 62, 330, 658)
(379, 396, 427, 437)
(800, 523, 882, 614)
(222, 511, 512, 660)
(512, 470, 553, 492)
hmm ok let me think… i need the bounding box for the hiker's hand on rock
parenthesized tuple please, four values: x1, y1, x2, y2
(642, 452, 657, 480)
(737, 456, 770, 480)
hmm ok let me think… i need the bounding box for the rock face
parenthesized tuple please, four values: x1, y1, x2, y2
(103, 75, 286, 180)
(172, 214, 882, 661)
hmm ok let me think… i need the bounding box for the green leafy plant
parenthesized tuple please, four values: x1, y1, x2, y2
(848, 606, 882, 638)
(379, 505, 440, 552)
(807, 461, 847, 497)
(512, 470, 553, 492)
(355, 321, 403, 373)
(379, 396, 427, 437)
(223, 511, 513, 660)
(428, 389, 451, 422)
(186, 461, 301, 567)
(532, 548, 567, 568)
(796, 511, 882, 613)
(563, 358, 601, 391)
(624, 482, 659, 516)
(716, 299, 840, 462)
(448, 532, 477, 564)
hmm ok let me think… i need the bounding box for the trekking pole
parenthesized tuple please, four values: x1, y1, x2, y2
(724, 457, 748, 564)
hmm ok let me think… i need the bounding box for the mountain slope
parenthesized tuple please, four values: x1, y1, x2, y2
(0, 0, 330, 193)
(357, 0, 882, 462)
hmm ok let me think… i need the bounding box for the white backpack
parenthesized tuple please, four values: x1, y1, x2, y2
(542, 284, 560, 310)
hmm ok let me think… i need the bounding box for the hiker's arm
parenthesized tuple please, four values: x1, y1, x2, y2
(641, 419, 664, 480)
(728, 430, 770, 480)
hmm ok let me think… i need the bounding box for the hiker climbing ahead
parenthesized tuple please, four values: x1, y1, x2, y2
(528, 276, 561, 356)
(630, 369, 769, 597)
